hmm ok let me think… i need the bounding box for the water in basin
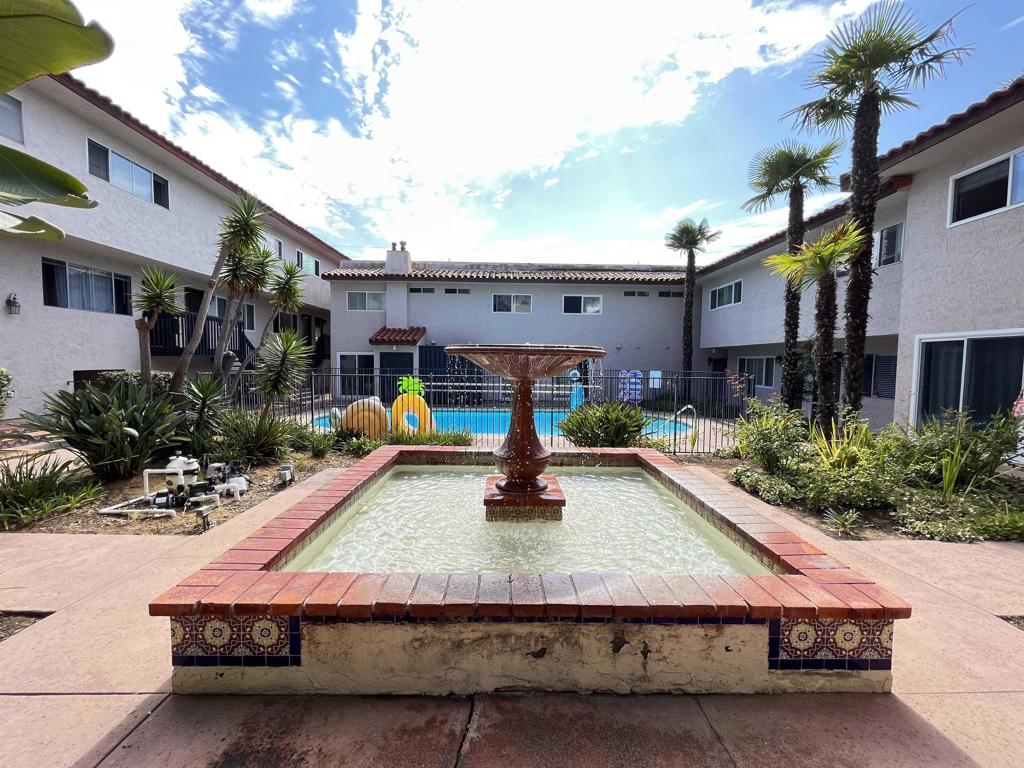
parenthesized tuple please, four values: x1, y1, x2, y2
(286, 466, 768, 575)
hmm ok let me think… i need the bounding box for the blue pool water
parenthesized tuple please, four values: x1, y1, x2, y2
(314, 408, 686, 438)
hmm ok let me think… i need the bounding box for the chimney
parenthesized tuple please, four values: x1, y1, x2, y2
(384, 240, 412, 274)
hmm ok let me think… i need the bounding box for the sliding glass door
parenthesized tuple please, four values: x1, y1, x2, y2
(918, 335, 1024, 423)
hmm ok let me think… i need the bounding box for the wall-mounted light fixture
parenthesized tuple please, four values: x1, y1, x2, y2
(5, 293, 20, 315)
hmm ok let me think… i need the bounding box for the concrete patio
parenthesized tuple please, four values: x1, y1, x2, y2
(1, 467, 1022, 767)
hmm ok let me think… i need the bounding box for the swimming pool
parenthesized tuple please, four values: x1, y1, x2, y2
(314, 407, 687, 437)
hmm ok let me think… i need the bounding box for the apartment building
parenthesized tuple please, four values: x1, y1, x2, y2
(695, 77, 1024, 428)
(0, 75, 346, 414)
(323, 246, 688, 374)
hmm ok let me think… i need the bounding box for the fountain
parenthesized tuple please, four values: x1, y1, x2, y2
(445, 343, 606, 520)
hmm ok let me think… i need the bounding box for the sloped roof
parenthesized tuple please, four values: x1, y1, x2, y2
(369, 326, 427, 345)
(322, 264, 686, 284)
(49, 75, 348, 265)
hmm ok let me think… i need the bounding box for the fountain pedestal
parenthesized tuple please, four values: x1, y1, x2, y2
(445, 343, 606, 521)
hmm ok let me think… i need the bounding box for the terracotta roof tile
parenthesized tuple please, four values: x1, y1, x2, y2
(369, 326, 427, 345)
(323, 265, 685, 284)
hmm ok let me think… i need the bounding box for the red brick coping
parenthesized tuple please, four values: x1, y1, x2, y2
(149, 447, 912, 623)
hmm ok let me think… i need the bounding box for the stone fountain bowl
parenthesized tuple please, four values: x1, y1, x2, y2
(445, 344, 606, 381)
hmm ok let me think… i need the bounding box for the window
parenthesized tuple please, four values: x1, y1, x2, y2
(949, 148, 1024, 224)
(263, 235, 283, 259)
(347, 291, 385, 311)
(41, 258, 131, 315)
(409, 286, 435, 294)
(297, 250, 320, 276)
(243, 303, 255, 332)
(623, 290, 649, 297)
(710, 280, 741, 310)
(273, 312, 299, 332)
(658, 290, 684, 298)
(563, 295, 602, 315)
(862, 354, 897, 399)
(87, 140, 168, 208)
(444, 287, 471, 295)
(918, 335, 1024, 424)
(493, 293, 532, 313)
(737, 356, 775, 388)
(0, 94, 23, 142)
(211, 296, 228, 318)
(876, 224, 903, 267)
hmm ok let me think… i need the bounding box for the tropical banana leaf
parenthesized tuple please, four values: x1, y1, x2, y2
(0, 0, 113, 93)
(0, 144, 96, 207)
(0, 208, 63, 238)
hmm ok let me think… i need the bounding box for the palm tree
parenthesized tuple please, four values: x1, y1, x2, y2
(256, 329, 311, 417)
(743, 140, 840, 410)
(170, 194, 266, 397)
(789, 1, 967, 412)
(764, 221, 867, 437)
(664, 218, 720, 373)
(211, 245, 274, 375)
(228, 261, 305, 394)
(132, 267, 181, 385)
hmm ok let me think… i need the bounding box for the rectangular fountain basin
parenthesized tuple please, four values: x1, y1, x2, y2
(150, 447, 912, 696)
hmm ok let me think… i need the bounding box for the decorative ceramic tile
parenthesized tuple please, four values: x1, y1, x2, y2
(768, 618, 893, 671)
(169, 615, 299, 666)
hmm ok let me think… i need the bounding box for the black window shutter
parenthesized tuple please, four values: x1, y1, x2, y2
(41, 258, 68, 307)
(564, 295, 582, 313)
(114, 274, 131, 315)
(872, 355, 897, 399)
(88, 140, 109, 180)
(153, 175, 169, 208)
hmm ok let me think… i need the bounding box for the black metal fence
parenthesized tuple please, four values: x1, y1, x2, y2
(236, 369, 754, 454)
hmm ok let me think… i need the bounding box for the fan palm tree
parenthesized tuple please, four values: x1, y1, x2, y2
(743, 140, 840, 410)
(664, 218, 720, 373)
(170, 194, 266, 397)
(256, 329, 311, 418)
(789, 1, 967, 412)
(132, 267, 181, 385)
(764, 221, 867, 437)
(228, 261, 305, 394)
(211, 245, 274, 375)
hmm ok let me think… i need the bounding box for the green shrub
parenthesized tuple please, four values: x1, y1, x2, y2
(912, 411, 1020, 487)
(558, 402, 652, 448)
(0, 454, 102, 529)
(734, 398, 806, 474)
(0, 367, 13, 419)
(635, 436, 670, 452)
(893, 486, 1024, 542)
(712, 445, 741, 459)
(216, 409, 294, 464)
(823, 508, 861, 536)
(342, 435, 384, 457)
(729, 465, 798, 505)
(386, 430, 473, 446)
(306, 430, 335, 458)
(94, 370, 173, 398)
(794, 464, 901, 511)
(22, 381, 185, 482)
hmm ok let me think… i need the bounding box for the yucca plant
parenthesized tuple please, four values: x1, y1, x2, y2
(0, 452, 102, 529)
(558, 402, 652, 448)
(256, 329, 312, 417)
(183, 375, 227, 461)
(133, 266, 181, 384)
(21, 381, 185, 481)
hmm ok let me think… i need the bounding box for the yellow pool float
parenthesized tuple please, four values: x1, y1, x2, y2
(391, 393, 434, 434)
(339, 396, 389, 439)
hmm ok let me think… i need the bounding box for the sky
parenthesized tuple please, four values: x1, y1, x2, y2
(71, 0, 1024, 267)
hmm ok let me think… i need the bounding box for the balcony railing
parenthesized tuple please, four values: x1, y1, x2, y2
(150, 311, 254, 362)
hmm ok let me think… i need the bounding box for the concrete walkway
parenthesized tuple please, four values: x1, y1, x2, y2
(0, 466, 1022, 767)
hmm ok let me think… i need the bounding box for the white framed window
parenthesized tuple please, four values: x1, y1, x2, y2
(948, 146, 1024, 226)
(87, 139, 168, 208)
(243, 303, 256, 331)
(0, 94, 24, 143)
(347, 290, 385, 311)
(623, 290, 649, 297)
(710, 280, 742, 310)
(41, 258, 131, 315)
(297, 250, 320, 276)
(444, 287, 471, 295)
(492, 293, 532, 313)
(274, 312, 298, 332)
(563, 295, 602, 315)
(737, 356, 775, 388)
(409, 286, 435, 294)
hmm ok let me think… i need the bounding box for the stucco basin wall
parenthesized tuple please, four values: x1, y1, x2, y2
(173, 621, 890, 695)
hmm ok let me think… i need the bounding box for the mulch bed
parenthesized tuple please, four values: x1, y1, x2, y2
(9, 452, 358, 536)
(0, 613, 43, 643)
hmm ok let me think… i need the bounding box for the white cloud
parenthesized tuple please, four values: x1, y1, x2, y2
(70, 0, 870, 262)
(244, 0, 297, 25)
(543, 178, 560, 188)
(638, 199, 726, 232)
(1004, 14, 1024, 30)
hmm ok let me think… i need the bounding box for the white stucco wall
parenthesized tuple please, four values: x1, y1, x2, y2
(328, 279, 688, 372)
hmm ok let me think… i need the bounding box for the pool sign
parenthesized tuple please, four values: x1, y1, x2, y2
(619, 370, 643, 405)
